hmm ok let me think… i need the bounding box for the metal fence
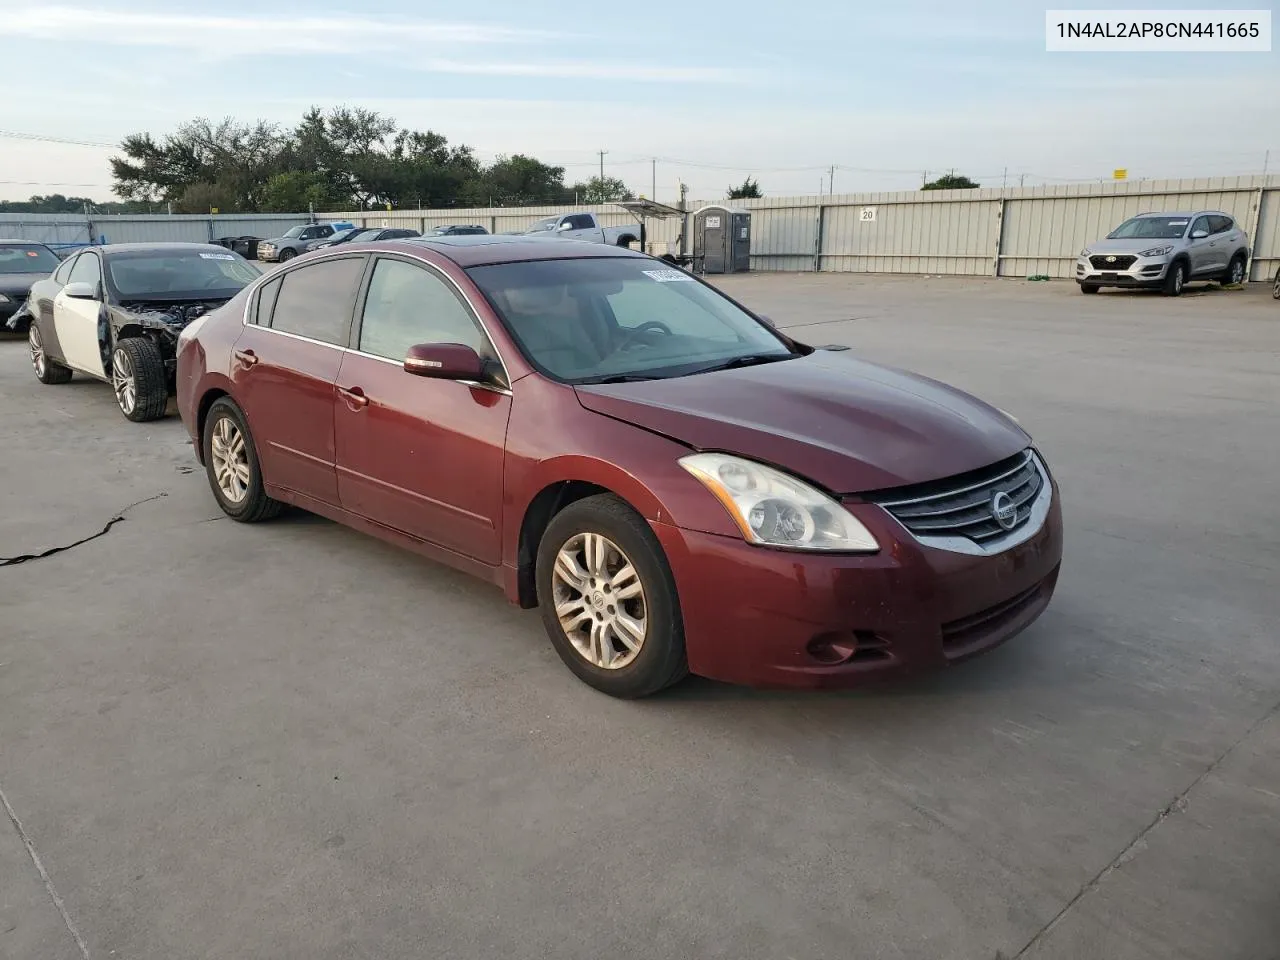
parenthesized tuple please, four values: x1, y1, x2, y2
(4, 175, 1277, 280)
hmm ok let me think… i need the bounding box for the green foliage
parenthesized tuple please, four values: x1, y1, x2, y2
(570, 176, 633, 203)
(0, 193, 150, 214)
(727, 177, 762, 199)
(108, 107, 569, 212)
(921, 171, 980, 191)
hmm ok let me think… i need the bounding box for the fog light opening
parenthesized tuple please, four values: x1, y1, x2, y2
(806, 631, 859, 665)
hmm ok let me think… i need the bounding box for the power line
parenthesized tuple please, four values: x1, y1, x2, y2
(0, 129, 117, 149)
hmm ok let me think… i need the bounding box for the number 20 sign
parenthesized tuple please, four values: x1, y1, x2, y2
(859, 207, 877, 222)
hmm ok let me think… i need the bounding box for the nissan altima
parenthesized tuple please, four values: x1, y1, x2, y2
(176, 237, 1062, 698)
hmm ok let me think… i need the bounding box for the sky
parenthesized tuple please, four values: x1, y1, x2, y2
(1, 0, 1277, 204)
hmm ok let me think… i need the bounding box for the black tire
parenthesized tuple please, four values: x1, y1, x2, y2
(201, 397, 284, 522)
(1163, 260, 1186, 297)
(616, 236, 635, 248)
(1273, 267, 1280, 300)
(278, 248, 297, 262)
(535, 494, 688, 698)
(111, 337, 168, 422)
(29, 322, 72, 384)
(1079, 283, 1099, 294)
(1220, 254, 1246, 287)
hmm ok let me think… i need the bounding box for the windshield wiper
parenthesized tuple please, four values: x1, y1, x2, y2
(686, 353, 794, 376)
(577, 373, 661, 384)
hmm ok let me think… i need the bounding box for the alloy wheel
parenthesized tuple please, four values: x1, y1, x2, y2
(1274, 270, 1280, 299)
(551, 532, 647, 670)
(111, 348, 136, 415)
(1173, 267, 1184, 294)
(209, 415, 250, 503)
(1230, 259, 1244, 286)
(29, 326, 45, 378)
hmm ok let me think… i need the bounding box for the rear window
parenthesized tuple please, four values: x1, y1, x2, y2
(1107, 217, 1191, 240)
(106, 251, 260, 299)
(0, 244, 60, 274)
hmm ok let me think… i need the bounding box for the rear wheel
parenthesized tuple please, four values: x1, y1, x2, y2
(111, 337, 168, 422)
(536, 494, 687, 698)
(202, 397, 284, 522)
(29, 323, 72, 384)
(1079, 283, 1099, 295)
(1221, 254, 1246, 287)
(1163, 261, 1186, 297)
(1273, 266, 1280, 300)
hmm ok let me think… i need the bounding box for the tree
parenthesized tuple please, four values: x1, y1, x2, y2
(460, 155, 569, 206)
(260, 171, 348, 213)
(922, 171, 980, 191)
(569, 176, 633, 203)
(728, 177, 762, 199)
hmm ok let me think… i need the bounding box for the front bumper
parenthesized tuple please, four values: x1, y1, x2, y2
(652, 475, 1063, 689)
(1076, 254, 1171, 288)
(257, 247, 280, 262)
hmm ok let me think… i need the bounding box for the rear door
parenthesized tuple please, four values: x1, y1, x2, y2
(52, 250, 107, 377)
(1209, 216, 1236, 271)
(334, 255, 511, 563)
(231, 255, 368, 505)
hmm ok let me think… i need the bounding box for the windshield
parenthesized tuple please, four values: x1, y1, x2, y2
(347, 229, 381, 242)
(1107, 217, 1191, 240)
(327, 228, 363, 243)
(526, 217, 559, 233)
(0, 244, 60, 274)
(280, 226, 307, 239)
(467, 258, 795, 383)
(107, 250, 260, 299)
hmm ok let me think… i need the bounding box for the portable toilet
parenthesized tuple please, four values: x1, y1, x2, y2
(693, 205, 750, 274)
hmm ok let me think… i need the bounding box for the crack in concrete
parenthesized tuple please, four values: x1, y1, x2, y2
(1011, 696, 1280, 958)
(0, 781, 91, 959)
(0, 493, 168, 568)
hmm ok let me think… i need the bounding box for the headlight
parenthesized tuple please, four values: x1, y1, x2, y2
(678, 453, 879, 552)
(995, 406, 1020, 425)
(1138, 244, 1173, 257)
(1080, 248, 1092, 257)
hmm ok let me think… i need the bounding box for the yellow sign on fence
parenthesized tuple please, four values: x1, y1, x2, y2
(1112, 169, 1127, 180)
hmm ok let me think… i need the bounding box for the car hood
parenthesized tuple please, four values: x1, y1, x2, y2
(574, 351, 1030, 494)
(0, 273, 46, 296)
(1085, 237, 1181, 254)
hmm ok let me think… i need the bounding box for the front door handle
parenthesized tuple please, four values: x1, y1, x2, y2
(338, 385, 369, 409)
(233, 348, 258, 367)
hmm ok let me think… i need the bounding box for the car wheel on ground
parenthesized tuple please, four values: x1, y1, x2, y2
(111, 338, 168, 422)
(278, 248, 297, 262)
(1273, 266, 1280, 300)
(202, 397, 284, 522)
(28, 322, 72, 384)
(535, 494, 688, 698)
(1221, 254, 1246, 287)
(1079, 283, 1099, 295)
(1163, 261, 1186, 297)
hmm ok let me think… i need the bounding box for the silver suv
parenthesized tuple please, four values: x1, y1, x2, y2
(1076, 211, 1250, 296)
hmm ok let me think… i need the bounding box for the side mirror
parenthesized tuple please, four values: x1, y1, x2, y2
(758, 314, 777, 328)
(558, 221, 574, 231)
(404, 342, 486, 381)
(64, 281, 98, 300)
(1191, 229, 1209, 239)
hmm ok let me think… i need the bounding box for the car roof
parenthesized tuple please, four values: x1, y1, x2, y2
(372, 235, 645, 267)
(0, 238, 54, 245)
(1135, 210, 1224, 218)
(90, 242, 233, 256)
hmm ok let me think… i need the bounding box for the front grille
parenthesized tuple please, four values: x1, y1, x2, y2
(1089, 254, 1136, 270)
(867, 451, 1042, 546)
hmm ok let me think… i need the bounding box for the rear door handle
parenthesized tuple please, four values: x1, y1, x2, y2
(233, 348, 258, 366)
(338, 385, 369, 409)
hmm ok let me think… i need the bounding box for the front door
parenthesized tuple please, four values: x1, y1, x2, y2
(53, 250, 107, 377)
(335, 255, 510, 564)
(231, 255, 368, 505)
(1186, 215, 1216, 276)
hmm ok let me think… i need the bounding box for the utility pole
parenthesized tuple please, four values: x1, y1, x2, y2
(1019, 173, 1026, 188)
(598, 149, 608, 182)
(829, 165, 835, 196)
(922, 170, 928, 187)
(1264, 150, 1270, 176)
(652, 158, 656, 200)
(1002, 167, 1008, 190)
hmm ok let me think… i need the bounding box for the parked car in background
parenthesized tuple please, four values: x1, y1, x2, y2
(523, 213, 638, 248)
(176, 235, 1062, 698)
(1076, 211, 1251, 296)
(313, 226, 422, 249)
(26, 242, 259, 421)
(305, 227, 363, 251)
(257, 222, 355, 262)
(0, 240, 61, 332)
(429, 224, 489, 236)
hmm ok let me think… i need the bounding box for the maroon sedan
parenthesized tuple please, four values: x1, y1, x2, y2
(176, 237, 1062, 698)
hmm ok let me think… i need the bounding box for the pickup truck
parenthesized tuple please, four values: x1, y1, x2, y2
(522, 213, 639, 248)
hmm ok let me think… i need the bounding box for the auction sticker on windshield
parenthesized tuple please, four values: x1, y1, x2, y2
(642, 269, 694, 283)
(199, 253, 235, 260)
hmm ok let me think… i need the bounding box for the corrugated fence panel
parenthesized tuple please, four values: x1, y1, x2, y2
(822, 195, 998, 275)
(1249, 188, 1279, 281)
(0, 214, 90, 250)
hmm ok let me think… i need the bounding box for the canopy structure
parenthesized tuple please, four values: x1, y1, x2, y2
(614, 199, 693, 267)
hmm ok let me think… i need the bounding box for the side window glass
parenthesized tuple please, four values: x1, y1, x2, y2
(254, 277, 281, 326)
(1211, 216, 1233, 234)
(269, 257, 365, 345)
(69, 253, 101, 285)
(54, 256, 76, 284)
(569, 214, 594, 230)
(319, 226, 334, 237)
(359, 258, 489, 361)
(1191, 216, 1212, 237)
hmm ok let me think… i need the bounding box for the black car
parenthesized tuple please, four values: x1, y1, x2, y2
(429, 224, 489, 236)
(25, 242, 259, 422)
(0, 241, 62, 333)
(313, 226, 422, 249)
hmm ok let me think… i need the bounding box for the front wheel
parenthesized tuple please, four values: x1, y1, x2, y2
(1273, 266, 1280, 300)
(1163, 261, 1186, 297)
(536, 494, 688, 698)
(278, 248, 297, 262)
(29, 323, 72, 384)
(111, 337, 168, 422)
(1079, 283, 1099, 295)
(202, 398, 284, 522)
